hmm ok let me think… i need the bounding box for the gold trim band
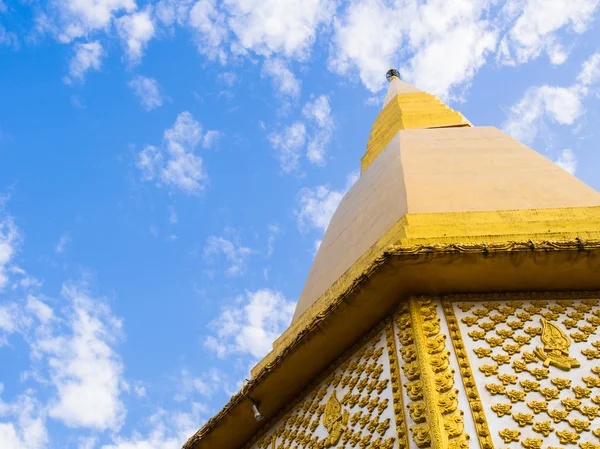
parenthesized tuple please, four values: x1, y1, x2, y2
(442, 300, 493, 449)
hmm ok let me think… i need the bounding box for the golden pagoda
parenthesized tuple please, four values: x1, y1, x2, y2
(183, 69, 600, 449)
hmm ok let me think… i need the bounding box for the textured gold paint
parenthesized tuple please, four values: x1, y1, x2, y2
(361, 91, 469, 172)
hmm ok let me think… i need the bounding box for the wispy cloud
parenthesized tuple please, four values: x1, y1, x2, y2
(261, 59, 302, 98)
(503, 51, 600, 144)
(64, 41, 103, 84)
(137, 112, 219, 194)
(204, 289, 294, 359)
(116, 8, 155, 65)
(204, 235, 251, 277)
(128, 75, 165, 111)
(0, 212, 19, 291)
(55, 233, 71, 254)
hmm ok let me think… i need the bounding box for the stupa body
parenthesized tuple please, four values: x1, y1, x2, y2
(184, 72, 600, 449)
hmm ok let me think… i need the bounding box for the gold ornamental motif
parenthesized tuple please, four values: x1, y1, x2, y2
(531, 420, 554, 436)
(556, 430, 580, 444)
(580, 443, 600, 449)
(521, 437, 543, 449)
(534, 318, 581, 370)
(492, 403, 512, 417)
(512, 412, 533, 427)
(321, 391, 349, 446)
(499, 428, 520, 443)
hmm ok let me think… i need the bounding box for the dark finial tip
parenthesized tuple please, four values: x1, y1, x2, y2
(386, 68, 400, 82)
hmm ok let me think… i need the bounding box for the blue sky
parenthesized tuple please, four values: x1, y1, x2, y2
(1, 0, 599, 448)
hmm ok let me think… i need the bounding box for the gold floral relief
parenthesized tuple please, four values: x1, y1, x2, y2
(450, 295, 600, 449)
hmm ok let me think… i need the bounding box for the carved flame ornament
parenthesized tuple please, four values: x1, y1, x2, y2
(533, 318, 581, 370)
(321, 390, 349, 447)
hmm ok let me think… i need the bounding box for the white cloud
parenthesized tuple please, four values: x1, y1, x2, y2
(189, 0, 229, 63)
(9, 266, 42, 291)
(55, 233, 71, 254)
(64, 41, 103, 84)
(498, 0, 599, 66)
(34, 283, 126, 431)
(261, 58, 302, 98)
(176, 369, 226, 401)
(116, 8, 155, 65)
(403, 11, 497, 101)
(554, 148, 578, 174)
(365, 96, 382, 107)
(217, 71, 237, 87)
(503, 85, 584, 143)
(202, 130, 221, 148)
(268, 122, 306, 173)
(329, 0, 496, 99)
(133, 385, 146, 398)
(266, 224, 279, 257)
(267, 96, 334, 170)
(329, 0, 406, 93)
(296, 171, 358, 233)
(296, 185, 345, 233)
(99, 406, 206, 449)
(156, 0, 194, 27)
(0, 24, 18, 49)
(168, 206, 178, 224)
(0, 391, 48, 449)
(26, 296, 53, 324)
(137, 112, 215, 194)
(204, 236, 251, 277)
(49, 0, 135, 43)
(78, 436, 98, 449)
(204, 289, 294, 359)
(302, 95, 334, 165)
(128, 76, 164, 111)
(314, 239, 322, 254)
(0, 213, 19, 291)
(578, 52, 600, 86)
(225, 0, 335, 61)
(0, 303, 24, 346)
(503, 51, 600, 144)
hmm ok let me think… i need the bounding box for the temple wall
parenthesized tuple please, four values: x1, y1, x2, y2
(247, 322, 404, 449)
(451, 296, 600, 449)
(247, 294, 600, 449)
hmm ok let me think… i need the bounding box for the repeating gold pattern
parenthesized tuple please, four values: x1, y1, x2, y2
(249, 325, 399, 449)
(452, 297, 600, 449)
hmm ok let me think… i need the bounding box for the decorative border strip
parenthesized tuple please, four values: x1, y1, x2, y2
(385, 316, 409, 449)
(442, 299, 493, 449)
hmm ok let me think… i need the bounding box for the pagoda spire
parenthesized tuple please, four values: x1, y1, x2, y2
(383, 68, 420, 107)
(361, 68, 470, 172)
